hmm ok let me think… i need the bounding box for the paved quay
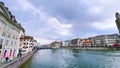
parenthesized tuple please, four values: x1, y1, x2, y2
(0, 54, 27, 68)
(0, 50, 36, 68)
(0, 62, 5, 68)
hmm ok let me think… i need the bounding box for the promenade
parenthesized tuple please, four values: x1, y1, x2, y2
(0, 54, 26, 68)
(0, 62, 5, 68)
(0, 50, 35, 68)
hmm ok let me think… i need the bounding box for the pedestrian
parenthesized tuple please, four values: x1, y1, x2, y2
(5, 57, 9, 63)
(10, 56, 13, 62)
(17, 54, 19, 58)
(20, 53, 22, 57)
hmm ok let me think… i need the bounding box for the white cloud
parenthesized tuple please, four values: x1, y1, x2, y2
(83, 0, 120, 16)
(80, 0, 120, 31)
(2, 0, 120, 44)
(48, 17, 73, 36)
(35, 38, 55, 45)
(11, 0, 73, 44)
(87, 6, 103, 15)
(91, 17, 117, 30)
(81, 32, 98, 38)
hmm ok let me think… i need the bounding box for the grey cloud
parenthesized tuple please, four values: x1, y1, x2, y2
(2, 0, 119, 43)
(30, 0, 107, 22)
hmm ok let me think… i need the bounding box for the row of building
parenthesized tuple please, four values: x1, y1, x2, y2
(61, 34, 120, 47)
(49, 13, 120, 48)
(0, 2, 37, 62)
(49, 33, 120, 48)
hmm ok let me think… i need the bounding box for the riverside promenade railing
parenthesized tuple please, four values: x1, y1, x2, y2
(1, 50, 36, 68)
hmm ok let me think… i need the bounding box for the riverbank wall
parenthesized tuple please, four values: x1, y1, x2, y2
(1, 50, 36, 68)
(61, 46, 120, 50)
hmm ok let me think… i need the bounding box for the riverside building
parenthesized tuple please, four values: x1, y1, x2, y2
(33, 40, 38, 49)
(50, 41, 61, 48)
(91, 34, 120, 47)
(20, 36, 35, 54)
(0, 1, 25, 61)
(61, 40, 71, 47)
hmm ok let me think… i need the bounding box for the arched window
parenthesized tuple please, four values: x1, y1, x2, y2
(9, 50, 12, 57)
(13, 50, 15, 57)
(3, 50, 7, 58)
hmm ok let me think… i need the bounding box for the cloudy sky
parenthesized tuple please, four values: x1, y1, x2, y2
(0, 0, 119, 44)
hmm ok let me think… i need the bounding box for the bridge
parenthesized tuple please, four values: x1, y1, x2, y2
(37, 45, 51, 50)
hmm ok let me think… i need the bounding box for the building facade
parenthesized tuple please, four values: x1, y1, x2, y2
(20, 36, 35, 54)
(81, 38, 92, 47)
(33, 40, 38, 49)
(0, 1, 25, 61)
(91, 34, 120, 47)
(69, 38, 79, 47)
(50, 41, 61, 48)
(61, 40, 71, 47)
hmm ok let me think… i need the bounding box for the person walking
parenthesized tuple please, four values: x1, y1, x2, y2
(5, 57, 9, 63)
(10, 56, 13, 62)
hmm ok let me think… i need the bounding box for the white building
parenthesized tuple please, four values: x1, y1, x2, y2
(62, 40, 71, 47)
(91, 34, 120, 47)
(50, 41, 61, 48)
(20, 36, 34, 54)
(0, 2, 25, 62)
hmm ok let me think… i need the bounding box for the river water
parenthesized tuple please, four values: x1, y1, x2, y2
(20, 48, 120, 68)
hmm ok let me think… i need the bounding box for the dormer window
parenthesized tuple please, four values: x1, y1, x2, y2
(12, 16, 15, 21)
(0, 2, 4, 6)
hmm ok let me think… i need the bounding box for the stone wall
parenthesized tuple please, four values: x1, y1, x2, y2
(1, 50, 35, 68)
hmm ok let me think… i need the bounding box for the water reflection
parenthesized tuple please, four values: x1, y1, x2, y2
(21, 49, 120, 68)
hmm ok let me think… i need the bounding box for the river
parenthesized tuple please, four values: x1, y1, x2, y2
(20, 48, 120, 68)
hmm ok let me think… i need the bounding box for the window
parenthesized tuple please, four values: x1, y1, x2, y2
(2, 24, 7, 37)
(5, 40, 9, 46)
(14, 42, 16, 45)
(8, 33, 11, 38)
(24, 43, 26, 45)
(0, 8, 3, 13)
(2, 32, 5, 36)
(11, 41, 13, 45)
(0, 51, 1, 55)
(31, 43, 33, 45)
(0, 19, 2, 27)
(0, 39, 3, 49)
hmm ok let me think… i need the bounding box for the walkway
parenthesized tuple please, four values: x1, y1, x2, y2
(0, 62, 5, 67)
(0, 54, 27, 68)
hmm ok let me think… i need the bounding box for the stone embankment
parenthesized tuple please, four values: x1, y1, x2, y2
(62, 46, 120, 50)
(1, 50, 36, 68)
